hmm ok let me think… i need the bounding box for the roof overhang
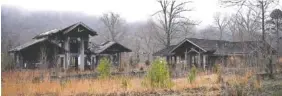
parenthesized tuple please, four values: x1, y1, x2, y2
(63, 22, 97, 36)
(94, 41, 131, 54)
(169, 38, 207, 54)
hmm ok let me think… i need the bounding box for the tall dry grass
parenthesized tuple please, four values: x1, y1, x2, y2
(2, 70, 223, 95)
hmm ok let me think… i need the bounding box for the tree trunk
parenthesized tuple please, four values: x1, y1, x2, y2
(261, 1, 265, 41)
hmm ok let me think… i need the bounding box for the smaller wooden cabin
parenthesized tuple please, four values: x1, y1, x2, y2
(153, 38, 275, 70)
(90, 41, 132, 69)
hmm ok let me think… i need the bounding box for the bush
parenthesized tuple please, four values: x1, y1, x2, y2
(145, 60, 150, 66)
(213, 64, 221, 74)
(188, 65, 197, 84)
(213, 64, 222, 83)
(1, 53, 16, 71)
(32, 77, 41, 83)
(145, 58, 172, 88)
(121, 77, 131, 90)
(97, 57, 111, 79)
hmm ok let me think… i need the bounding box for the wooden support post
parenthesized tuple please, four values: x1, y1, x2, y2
(174, 56, 177, 64)
(198, 53, 201, 68)
(64, 37, 70, 70)
(15, 52, 19, 68)
(79, 37, 85, 71)
(203, 55, 206, 70)
(119, 53, 121, 66)
(187, 54, 191, 68)
(184, 49, 188, 70)
(90, 55, 95, 70)
(171, 56, 173, 65)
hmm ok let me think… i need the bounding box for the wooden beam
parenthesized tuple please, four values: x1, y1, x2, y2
(64, 37, 70, 70)
(119, 53, 121, 66)
(198, 53, 201, 68)
(174, 56, 177, 64)
(79, 37, 85, 71)
(184, 49, 188, 70)
(203, 55, 206, 70)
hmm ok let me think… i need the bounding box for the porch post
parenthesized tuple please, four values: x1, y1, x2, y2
(174, 56, 177, 64)
(187, 54, 191, 68)
(79, 37, 85, 71)
(198, 53, 201, 68)
(91, 55, 95, 70)
(118, 53, 121, 66)
(15, 52, 19, 68)
(203, 55, 206, 70)
(171, 56, 173, 65)
(64, 37, 70, 70)
(184, 51, 187, 70)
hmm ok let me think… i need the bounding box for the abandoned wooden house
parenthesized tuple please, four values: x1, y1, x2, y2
(9, 22, 131, 71)
(153, 38, 276, 70)
(90, 41, 132, 68)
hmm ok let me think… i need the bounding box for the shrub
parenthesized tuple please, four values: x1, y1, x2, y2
(1, 53, 16, 71)
(121, 77, 131, 90)
(145, 58, 172, 88)
(213, 64, 222, 83)
(97, 57, 111, 79)
(188, 65, 197, 84)
(139, 67, 144, 71)
(32, 77, 41, 83)
(273, 90, 282, 96)
(213, 64, 221, 74)
(145, 60, 150, 66)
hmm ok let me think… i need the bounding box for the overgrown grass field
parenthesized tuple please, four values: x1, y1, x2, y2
(2, 58, 282, 96)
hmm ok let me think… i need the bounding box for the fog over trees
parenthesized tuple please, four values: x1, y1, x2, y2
(1, 3, 281, 63)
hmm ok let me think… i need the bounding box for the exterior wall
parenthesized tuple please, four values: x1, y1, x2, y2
(225, 56, 245, 67)
(19, 42, 62, 69)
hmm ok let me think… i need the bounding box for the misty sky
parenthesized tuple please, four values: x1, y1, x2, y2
(2, 0, 282, 27)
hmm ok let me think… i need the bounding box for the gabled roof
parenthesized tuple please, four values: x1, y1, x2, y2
(92, 41, 131, 54)
(9, 38, 65, 52)
(169, 38, 208, 53)
(153, 38, 268, 56)
(33, 22, 97, 39)
(33, 29, 60, 39)
(153, 45, 176, 56)
(9, 38, 48, 52)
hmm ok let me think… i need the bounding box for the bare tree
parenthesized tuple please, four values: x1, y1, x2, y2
(100, 12, 127, 42)
(221, 0, 279, 77)
(268, 9, 282, 68)
(136, 20, 159, 62)
(198, 25, 218, 40)
(153, 0, 194, 47)
(213, 12, 229, 40)
(228, 9, 261, 41)
(220, 0, 279, 41)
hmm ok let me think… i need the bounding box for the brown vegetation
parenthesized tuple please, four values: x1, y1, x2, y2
(2, 68, 282, 95)
(2, 70, 221, 95)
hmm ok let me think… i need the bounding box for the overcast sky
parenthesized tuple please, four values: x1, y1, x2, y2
(2, 0, 282, 28)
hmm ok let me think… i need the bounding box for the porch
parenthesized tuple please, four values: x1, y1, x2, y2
(166, 48, 212, 70)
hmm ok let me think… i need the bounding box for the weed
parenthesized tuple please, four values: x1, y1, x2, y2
(97, 57, 111, 79)
(213, 64, 222, 83)
(188, 65, 197, 84)
(32, 76, 42, 83)
(121, 77, 131, 90)
(145, 58, 173, 88)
